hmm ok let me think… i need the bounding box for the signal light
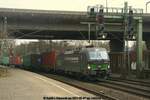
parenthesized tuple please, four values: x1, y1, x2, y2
(96, 5, 105, 39)
(127, 7, 134, 39)
(90, 8, 94, 14)
(89, 7, 95, 17)
(96, 7, 104, 24)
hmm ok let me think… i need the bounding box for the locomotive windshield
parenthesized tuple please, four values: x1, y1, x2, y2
(88, 49, 109, 60)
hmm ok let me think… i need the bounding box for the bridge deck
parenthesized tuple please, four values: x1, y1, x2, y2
(0, 8, 149, 40)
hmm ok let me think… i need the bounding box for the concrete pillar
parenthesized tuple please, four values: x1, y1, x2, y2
(136, 18, 143, 78)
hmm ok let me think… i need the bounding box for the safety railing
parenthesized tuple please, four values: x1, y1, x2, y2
(87, 6, 143, 16)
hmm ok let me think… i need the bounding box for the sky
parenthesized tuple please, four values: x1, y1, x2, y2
(0, 0, 148, 12)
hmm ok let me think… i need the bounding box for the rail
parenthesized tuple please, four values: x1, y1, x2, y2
(97, 78, 150, 99)
(39, 73, 118, 100)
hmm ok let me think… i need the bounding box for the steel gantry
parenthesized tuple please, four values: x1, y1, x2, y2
(86, 2, 143, 78)
(0, 17, 9, 57)
(0, 16, 15, 62)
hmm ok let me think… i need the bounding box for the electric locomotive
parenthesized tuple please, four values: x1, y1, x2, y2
(56, 47, 110, 78)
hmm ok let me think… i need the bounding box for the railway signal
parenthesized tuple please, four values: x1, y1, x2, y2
(89, 7, 95, 17)
(127, 6, 134, 39)
(96, 5, 105, 39)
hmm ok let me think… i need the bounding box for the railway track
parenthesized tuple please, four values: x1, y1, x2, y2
(40, 73, 118, 100)
(109, 78, 150, 87)
(31, 70, 150, 100)
(97, 79, 150, 99)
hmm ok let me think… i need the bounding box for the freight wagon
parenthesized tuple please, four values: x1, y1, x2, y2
(30, 54, 41, 71)
(9, 56, 14, 65)
(9, 56, 22, 67)
(22, 54, 41, 70)
(21, 47, 110, 79)
(1, 56, 9, 66)
(41, 50, 56, 72)
(22, 55, 31, 69)
(56, 47, 110, 78)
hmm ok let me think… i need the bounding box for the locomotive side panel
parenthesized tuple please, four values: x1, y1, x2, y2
(56, 53, 83, 73)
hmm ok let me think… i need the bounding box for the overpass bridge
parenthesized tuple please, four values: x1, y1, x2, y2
(0, 7, 149, 40)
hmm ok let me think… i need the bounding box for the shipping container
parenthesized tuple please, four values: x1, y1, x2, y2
(30, 54, 41, 71)
(2, 56, 9, 66)
(22, 55, 31, 69)
(14, 56, 22, 67)
(9, 56, 21, 67)
(9, 56, 14, 65)
(41, 50, 56, 71)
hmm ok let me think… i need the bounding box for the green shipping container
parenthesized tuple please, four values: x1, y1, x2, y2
(23, 55, 31, 69)
(2, 56, 9, 65)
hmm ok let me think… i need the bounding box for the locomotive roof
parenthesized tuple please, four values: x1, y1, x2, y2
(81, 47, 107, 52)
(63, 47, 107, 54)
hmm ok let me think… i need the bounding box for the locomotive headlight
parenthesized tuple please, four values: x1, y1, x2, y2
(88, 64, 91, 69)
(98, 65, 101, 68)
(108, 65, 110, 69)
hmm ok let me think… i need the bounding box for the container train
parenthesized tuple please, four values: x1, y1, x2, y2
(0, 55, 22, 67)
(0, 47, 110, 78)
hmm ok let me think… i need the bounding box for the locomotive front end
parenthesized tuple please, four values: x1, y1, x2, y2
(87, 48, 110, 77)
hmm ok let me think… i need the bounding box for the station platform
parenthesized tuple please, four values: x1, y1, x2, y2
(0, 68, 94, 100)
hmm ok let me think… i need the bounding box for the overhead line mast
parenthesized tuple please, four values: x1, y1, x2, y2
(0, 17, 14, 62)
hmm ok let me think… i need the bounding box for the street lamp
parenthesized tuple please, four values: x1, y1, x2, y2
(146, 1, 150, 13)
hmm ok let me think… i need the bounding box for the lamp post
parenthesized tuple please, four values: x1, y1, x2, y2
(146, 1, 150, 13)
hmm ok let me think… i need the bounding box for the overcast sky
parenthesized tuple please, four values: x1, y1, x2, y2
(0, 0, 148, 12)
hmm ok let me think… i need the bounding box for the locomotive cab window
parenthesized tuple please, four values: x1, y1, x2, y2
(88, 49, 109, 60)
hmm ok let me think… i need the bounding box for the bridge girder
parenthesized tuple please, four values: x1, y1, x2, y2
(0, 8, 149, 40)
